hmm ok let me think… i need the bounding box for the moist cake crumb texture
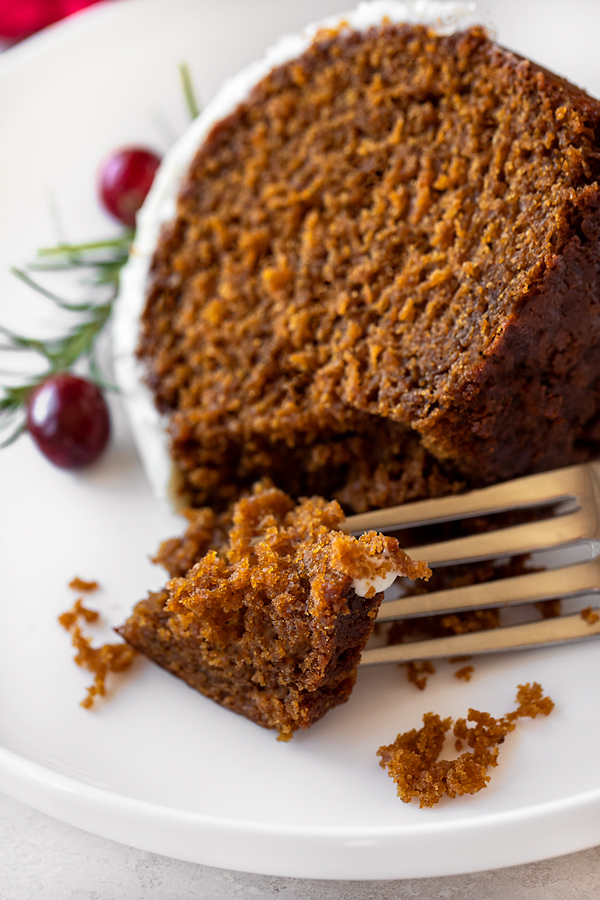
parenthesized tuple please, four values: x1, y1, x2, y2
(377, 682, 554, 806)
(118, 481, 430, 737)
(139, 22, 600, 512)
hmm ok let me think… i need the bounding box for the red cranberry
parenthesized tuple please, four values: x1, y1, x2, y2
(25, 373, 110, 469)
(97, 147, 161, 227)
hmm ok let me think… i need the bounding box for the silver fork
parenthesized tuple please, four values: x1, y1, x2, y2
(346, 461, 600, 666)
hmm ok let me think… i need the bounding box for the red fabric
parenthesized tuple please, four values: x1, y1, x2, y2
(0, 0, 103, 39)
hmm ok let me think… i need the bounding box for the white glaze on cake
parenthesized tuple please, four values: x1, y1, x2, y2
(113, 1, 482, 509)
(352, 569, 400, 598)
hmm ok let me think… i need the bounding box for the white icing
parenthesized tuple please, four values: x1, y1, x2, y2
(350, 548, 401, 596)
(113, 1, 482, 507)
(352, 569, 399, 598)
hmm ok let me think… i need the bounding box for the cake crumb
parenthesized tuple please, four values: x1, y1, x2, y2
(68, 576, 99, 592)
(402, 660, 435, 690)
(453, 665, 474, 682)
(504, 681, 555, 722)
(581, 606, 600, 625)
(377, 683, 554, 808)
(58, 598, 99, 630)
(59, 598, 137, 709)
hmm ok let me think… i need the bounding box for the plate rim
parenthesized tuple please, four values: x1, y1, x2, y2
(4, 739, 600, 879)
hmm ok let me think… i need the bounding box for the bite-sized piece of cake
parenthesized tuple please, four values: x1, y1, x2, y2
(118, 482, 430, 737)
(115, 3, 600, 514)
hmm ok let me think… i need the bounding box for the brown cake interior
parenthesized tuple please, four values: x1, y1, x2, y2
(118, 483, 430, 737)
(139, 23, 600, 511)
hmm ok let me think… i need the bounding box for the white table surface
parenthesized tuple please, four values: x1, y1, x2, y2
(3, 0, 600, 895)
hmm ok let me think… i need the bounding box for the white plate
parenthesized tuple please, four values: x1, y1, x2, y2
(2, 0, 600, 881)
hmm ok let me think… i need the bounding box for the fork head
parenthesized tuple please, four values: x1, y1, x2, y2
(347, 462, 600, 665)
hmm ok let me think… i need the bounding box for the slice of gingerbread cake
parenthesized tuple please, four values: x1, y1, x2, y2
(118, 482, 430, 737)
(115, 3, 600, 515)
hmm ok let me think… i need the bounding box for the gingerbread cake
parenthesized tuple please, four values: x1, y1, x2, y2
(118, 482, 430, 737)
(113, 3, 600, 734)
(115, 3, 600, 515)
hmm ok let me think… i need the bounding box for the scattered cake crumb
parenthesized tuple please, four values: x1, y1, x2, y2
(504, 682, 555, 722)
(68, 576, 99, 592)
(402, 660, 435, 691)
(59, 597, 137, 709)
(581, 606, 600, 625)
(453, 665, 474, 682)
(58, 598, 99, 630)
(377, 683, 554, 808)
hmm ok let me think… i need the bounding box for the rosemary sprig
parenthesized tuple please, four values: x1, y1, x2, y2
(11, 266, 101, 311)
(0, 237, 129, 448)
(179, 62, 200, 121)
(0, 63, 200, 453)
(30, 233, 134, 286)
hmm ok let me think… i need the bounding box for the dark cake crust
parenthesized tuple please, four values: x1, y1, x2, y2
(419, 190, 600, 480)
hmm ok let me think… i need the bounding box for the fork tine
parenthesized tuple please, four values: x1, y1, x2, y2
(405, 508, 594, 566)
(344, 463, 593, 535)
(377, 557, 600, 621)
(361, 608, 600, 664)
